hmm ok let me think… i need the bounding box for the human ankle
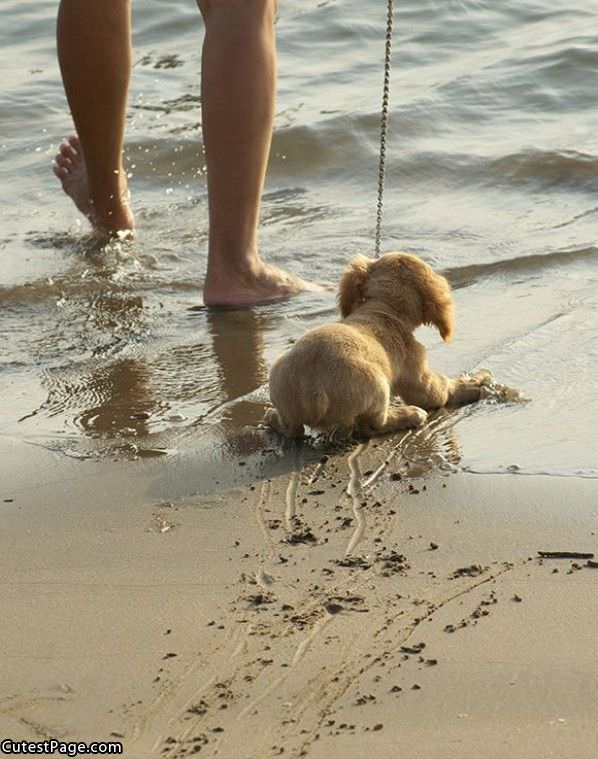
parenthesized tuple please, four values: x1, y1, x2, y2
(90, 185, 131, 225)
(206, 250, 262, 281)
(89, 198, 133, 232)
(89, 167, 128, 205)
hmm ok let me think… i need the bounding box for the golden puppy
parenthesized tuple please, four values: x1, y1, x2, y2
(265, 252, 491, 438)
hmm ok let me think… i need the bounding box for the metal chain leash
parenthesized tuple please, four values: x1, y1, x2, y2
(374, 0, 395, 258)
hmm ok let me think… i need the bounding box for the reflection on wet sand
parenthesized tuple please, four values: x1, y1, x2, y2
(205, 308, 270, 431)
(75, 356, 156, 439)
(20, 291, 276, 459)
(18, 289, 163, 457)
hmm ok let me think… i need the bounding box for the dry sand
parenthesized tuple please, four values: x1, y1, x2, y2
(1, 432, 597, 759)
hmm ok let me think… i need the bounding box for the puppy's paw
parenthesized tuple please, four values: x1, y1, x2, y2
(405, 405, 428, 427)
(470, 368, 493, 386)
(264, 408, 305, 438)
(264, 408, 282, 432)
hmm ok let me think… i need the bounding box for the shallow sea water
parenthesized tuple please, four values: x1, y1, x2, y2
(1, 0, 596, 480)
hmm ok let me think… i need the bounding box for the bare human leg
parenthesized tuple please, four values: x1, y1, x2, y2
(198, 0, 322, 306)
(54, 0, 134, 236)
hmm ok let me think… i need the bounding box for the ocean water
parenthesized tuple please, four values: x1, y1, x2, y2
(1, 0, 596, 480)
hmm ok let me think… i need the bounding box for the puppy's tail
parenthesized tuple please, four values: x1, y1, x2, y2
(312, 390, 330, 426)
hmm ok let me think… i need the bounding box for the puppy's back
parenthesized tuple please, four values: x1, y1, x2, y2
(269, 322, 391, 432)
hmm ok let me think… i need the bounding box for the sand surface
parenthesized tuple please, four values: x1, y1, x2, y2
(2, 435, 597, 758)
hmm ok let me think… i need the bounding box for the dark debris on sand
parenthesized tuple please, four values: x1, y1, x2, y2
(449, 564, 488, 579)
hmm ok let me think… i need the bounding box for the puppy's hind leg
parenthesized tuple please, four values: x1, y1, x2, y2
(264, 408, 305, 439)
(357, 405, 428, 437)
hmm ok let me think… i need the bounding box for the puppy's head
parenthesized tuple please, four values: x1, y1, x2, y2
(338, 254, 371, 319)
(338, 252, 454, 341)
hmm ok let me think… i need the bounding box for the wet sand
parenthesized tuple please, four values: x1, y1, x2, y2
(2, 435, 597, 758)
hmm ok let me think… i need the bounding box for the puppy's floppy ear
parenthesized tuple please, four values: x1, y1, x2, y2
(423, 272, 454, 342)
(338, 255, 372, 317)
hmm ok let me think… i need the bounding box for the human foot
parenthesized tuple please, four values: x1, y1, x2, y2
(203, 258, 327, 307)
(53, 134, 134, 237)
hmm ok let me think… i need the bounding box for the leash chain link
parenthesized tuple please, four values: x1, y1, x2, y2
(374, 0, 395, 258)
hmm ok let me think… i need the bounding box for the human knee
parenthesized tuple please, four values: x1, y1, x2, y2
(198, 0, 277, 23)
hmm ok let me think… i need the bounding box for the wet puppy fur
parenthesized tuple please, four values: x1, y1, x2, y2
(266, 252, 491, 438)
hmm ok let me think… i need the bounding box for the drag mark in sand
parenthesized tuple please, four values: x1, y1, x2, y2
(290, 614, 332, 667)
(362, 413, 452, 491)
(284, 469, 300, 533)
(254, 478, 276, 561)
(308, 457, 327, 485)
(362, 430, 410, 490)
(221, 597, 360, 756)
(128, 621, 253, 755)
(345, 442, 369, 556)
(295, 561, 517, 758)
(0, 692, 73, 740)
(230, 614, 332, 731)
